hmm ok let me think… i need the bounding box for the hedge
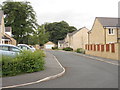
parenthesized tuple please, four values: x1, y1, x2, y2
(63, 47, 73, 51)
(76, 48, 85, 54)
(2, 50, 45, 77)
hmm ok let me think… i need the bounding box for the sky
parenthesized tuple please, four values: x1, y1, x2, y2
(0, 0, 119, 30)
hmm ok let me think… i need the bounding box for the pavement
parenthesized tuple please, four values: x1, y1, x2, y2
(2, 51, 64, 88)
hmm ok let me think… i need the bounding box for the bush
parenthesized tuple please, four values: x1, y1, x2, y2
(52, 47, 58, 50)
(2, 50, 45, 77)
(76, 48, 85, 54)
(63, 47, 73, 51)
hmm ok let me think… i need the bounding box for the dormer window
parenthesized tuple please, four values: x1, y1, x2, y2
(108, 28, 114, 35)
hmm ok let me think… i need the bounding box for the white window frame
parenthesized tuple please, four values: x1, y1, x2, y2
(108, 28, 114, 35)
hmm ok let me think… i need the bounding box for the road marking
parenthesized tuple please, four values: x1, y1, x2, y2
(2, 53, 65, 89)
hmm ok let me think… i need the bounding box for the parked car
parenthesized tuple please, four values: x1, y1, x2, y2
(0, 44, 22, 57)
(29, 45, 36, 51)
(17, 44, 36, 52)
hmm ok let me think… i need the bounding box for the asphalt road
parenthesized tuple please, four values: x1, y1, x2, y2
(19, 50, 118, 88)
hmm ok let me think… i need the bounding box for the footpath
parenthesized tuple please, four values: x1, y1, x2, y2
(2, 51, 64, 88)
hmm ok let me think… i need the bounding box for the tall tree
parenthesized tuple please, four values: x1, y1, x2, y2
(28, 24, 49, 45)
(45, 21, 77, 44)
(1, 1, 38, 44)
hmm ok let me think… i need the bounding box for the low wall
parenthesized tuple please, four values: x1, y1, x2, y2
(85, 43, 119, 60)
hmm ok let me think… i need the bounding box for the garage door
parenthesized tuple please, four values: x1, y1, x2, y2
(45, 45, 54, 49)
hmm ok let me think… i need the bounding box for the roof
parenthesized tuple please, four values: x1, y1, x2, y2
(0, 10, 4, 25)
(97, 17, 120, 27)
(45, 41, 55, 45)
(2, 35, 10, 39)
(68, 27, 88, 36)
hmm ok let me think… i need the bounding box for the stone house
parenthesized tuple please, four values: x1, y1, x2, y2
(86, 17, 120, 60)
(0, 10, 16, 45)
(58, 27, 89, 50)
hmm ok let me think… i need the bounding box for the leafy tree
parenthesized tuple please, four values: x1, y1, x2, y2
(1, 1, 38, 44)
(45, 21, 77, 44)
(28, 24, 49, 45)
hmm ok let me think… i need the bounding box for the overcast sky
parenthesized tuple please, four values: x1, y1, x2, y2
(0, 0, 119, 29)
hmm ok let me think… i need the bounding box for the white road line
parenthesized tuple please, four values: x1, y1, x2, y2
(2, 53, 65, 89)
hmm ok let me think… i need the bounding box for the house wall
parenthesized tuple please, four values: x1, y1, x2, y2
(58, 42, 64, 49)
(89, 18, 105, 44)
(105, 28, 118, 44)
(0, 16, 5, 44)
(64, 34, 70, 48)
(70, 28, 88, 50)
(86, 18, 119, 60)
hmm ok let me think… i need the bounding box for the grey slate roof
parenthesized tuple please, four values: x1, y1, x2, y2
(97, 17, 120, 27)
(68, 27, 86, 36)
(0, 10, 4, 25)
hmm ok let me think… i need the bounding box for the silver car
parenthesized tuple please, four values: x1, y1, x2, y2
(17, 44, 36, 52)
(0, 44, 22, 57)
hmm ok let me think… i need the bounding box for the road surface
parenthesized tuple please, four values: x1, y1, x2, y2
(19, 50, 118, 88)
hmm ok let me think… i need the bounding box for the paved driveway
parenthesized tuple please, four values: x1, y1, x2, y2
(20, 50, 118, 88)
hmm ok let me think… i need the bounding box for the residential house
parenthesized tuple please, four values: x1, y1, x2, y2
(2, 27, 16, 45)
(59, 27, 89, 50)
(44, 41, 56, 49)
(86, 17, 120, 60)
(0, 11, 5, 44)
(58, 40, 65, 49)
(0, 10, 16, 45)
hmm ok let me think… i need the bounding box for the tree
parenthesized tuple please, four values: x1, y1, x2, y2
(28, 24, 49, 45)
(45, 21, 77, 44)
(1, 1, 38, 44)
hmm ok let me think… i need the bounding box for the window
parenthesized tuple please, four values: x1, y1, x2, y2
(10, 47, 20, 52)
(108, 28, 114, 35)
(1, 46, 9, 51)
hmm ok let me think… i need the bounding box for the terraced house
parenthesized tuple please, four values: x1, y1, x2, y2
(0, 10, 16, 45)
(86, 17, 120, 60)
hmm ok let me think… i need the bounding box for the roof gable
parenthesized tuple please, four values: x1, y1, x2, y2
(68, 27, 88, 36)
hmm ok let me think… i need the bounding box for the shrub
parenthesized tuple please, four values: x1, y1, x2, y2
(2, 50, 45, 77)
(52, 47, 58, 50)
(76, 48, 85, 54)
(63, 47, 73, 51)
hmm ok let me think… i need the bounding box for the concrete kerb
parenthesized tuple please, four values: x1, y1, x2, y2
(59, 50, 118, 66)
(2, 53, 65, 89)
